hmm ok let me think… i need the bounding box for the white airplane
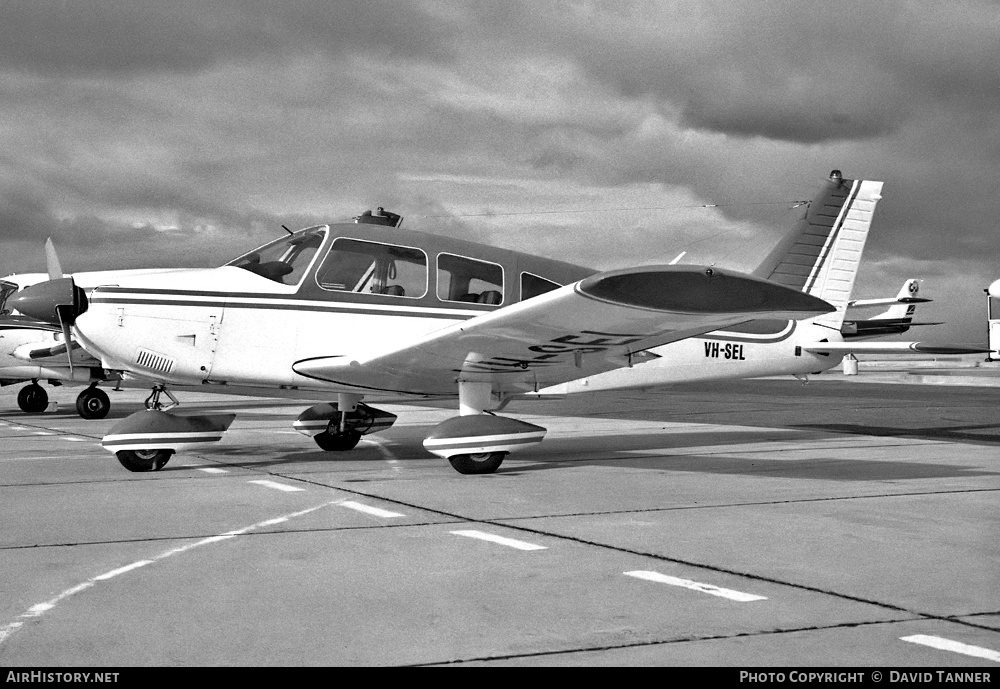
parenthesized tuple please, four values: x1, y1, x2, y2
(0, 245, 194, 418)
(12, 170, 974, 475)
(842, 279, 940, 340)
(0, 211, 406, 418)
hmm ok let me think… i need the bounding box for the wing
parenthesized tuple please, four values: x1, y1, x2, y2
(293, 265, 833, 396)
(803, 342, 991, 355)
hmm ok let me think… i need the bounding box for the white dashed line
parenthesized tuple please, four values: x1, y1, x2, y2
(451, 529, 547, 551)
(339, 500, 405, 518)
(624, 570, 767, 602)
(901, 635, 1000, 663)
(31, 432, 53, 436)
(91, 560, 154, 581)
(0, 500, 338, 647)
(197, 468, 228, 474)
(248, 479, 305, 492)
(62, 437, 87, 442)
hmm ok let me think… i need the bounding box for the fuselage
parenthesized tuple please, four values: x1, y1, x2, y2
(69, 223, 844, 403)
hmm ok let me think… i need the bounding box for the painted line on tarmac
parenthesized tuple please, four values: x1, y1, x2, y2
(61, 437, 87, 442)
(339, 500, 405, 518)
(0, 500, 339, 648)
(625, 570, 767, 602)
(451, 529, 547, 551)
(901, 634, 1000, 663)
(197, 467, 228, 474)
(248, 479, 305, 492)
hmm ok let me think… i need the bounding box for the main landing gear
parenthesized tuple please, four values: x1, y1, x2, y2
(421, 381, 547, 475)
(75, 384, 110, 420)
(314, 428, 362, 451)
(16, 381, 48, 413)
(16, 381, 113, 419)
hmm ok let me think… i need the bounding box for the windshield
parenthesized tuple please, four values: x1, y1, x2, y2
(0, 280, 17, 316)
(227, 227, 327, 285)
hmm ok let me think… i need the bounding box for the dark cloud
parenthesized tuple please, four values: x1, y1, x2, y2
(0, 1, 460, 76)
(1, 0, 999, 345)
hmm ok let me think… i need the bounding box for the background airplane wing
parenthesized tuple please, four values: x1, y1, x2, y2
(803, 342, 990, 355)
(294, 265, 832, 396)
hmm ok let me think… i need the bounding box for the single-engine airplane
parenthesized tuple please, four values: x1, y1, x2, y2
(0, 211, 406, 418)
(842, 279, 940, 340)
(12, 170, 977, 475)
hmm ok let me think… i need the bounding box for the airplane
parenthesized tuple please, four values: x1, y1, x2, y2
(841, 279, 940, 340)
(10, 170, 983, 475)
(0, 210, 406, 418)
(0, 246, 195, 419)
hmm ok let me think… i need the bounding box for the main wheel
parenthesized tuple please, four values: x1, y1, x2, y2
(116, 449, 173, 472)
(17, 384, 48, 414)
(76, 387, 111, 420)
(448, 452, 506, 475)
(313, 430, 362, 451)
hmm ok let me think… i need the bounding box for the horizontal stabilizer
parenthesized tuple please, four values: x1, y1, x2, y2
(803, 342, 991, 355)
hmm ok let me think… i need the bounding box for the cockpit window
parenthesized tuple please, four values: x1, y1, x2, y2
(227, 227, 327, 285)
(437, 253, 504, 305)
(316, 238, 428, 298)
(0, 280, 17, 315)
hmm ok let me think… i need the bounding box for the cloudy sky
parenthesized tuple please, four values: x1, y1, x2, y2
(1, 1, 998, 344)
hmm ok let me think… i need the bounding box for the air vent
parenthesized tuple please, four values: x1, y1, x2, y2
(135, 349, 175, 373)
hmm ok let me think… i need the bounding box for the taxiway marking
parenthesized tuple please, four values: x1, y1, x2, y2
(0, 500, 339, 647)
(901, 634, 1000, 663)
(339, 500, 405, 518)
(624, 570, 767, 602)
(248, 479, 305, 492)
(198, 467, 228, 474)
(451, 529, 547, 551)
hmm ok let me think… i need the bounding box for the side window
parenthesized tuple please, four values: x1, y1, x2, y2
(316, 238, 427, 298)
(437, 253, 504, 305)
(521, 272, 561, 301)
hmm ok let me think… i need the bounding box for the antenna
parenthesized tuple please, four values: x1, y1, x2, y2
(281, 225, 293, 235)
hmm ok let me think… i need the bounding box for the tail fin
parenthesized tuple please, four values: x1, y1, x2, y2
(872, 279, 923, 320)
(841, 279, 941, 339)
(753, 170, 884, 329)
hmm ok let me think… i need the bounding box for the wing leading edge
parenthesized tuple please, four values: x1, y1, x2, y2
(293, 264, 833, 396)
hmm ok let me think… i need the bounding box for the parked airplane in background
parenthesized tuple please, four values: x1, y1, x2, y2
(842, 279, 940, 340)
(9, 171, 984, 475)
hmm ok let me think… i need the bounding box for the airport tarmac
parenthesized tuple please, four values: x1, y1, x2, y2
(0, 374, 998, 667)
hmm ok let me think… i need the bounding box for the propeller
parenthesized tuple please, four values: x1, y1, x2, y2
(11, 239, 88, 374)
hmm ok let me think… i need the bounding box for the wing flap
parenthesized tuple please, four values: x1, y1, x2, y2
(294, 265, 833, 396)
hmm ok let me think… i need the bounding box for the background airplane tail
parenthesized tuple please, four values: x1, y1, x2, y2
(753, 170, 884, 330)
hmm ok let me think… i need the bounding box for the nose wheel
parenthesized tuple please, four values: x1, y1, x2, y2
(448, 452, 507, 475)
(76, 386, 110, 419)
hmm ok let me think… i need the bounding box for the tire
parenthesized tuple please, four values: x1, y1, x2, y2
(116, 449, 173, 472)
(448, 452, 506, 475)
(76, 387, 111, 420)
(17, 384, 48, 414)
(313, 430, 362, 451)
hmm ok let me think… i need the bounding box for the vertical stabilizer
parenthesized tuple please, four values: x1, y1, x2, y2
(753, 170, 884, 329)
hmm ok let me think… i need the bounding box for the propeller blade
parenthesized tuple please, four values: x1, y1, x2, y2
(56, 307, 74, 376)
(45, 237, 64, 280)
